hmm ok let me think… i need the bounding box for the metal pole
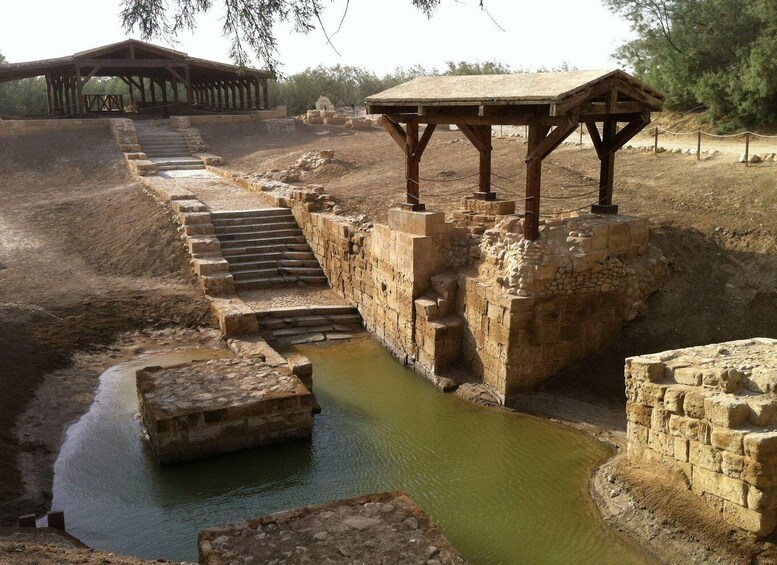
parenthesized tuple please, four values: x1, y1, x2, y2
(654, 127, 659, 154)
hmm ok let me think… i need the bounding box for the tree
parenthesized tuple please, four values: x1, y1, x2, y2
(604, 0, 777, 127)
(120, 0, 445, 72)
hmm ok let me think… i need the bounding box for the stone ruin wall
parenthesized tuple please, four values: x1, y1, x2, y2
(210, 160, 667, 402)
(625, 339, 777, 536)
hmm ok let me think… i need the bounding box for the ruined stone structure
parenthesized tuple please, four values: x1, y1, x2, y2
(198, 491, 466, 564)
(212, 167, 667, 402)
(625, 338, 777, 536)
(137, 358, 313, 463)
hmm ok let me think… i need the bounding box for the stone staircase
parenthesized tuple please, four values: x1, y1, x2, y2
(211, 208, 328, 290)
(256, 306, 364, 345)
(135, 122, 205, 171)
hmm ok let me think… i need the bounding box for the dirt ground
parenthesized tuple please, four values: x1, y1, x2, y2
(0, 129, 212, 525)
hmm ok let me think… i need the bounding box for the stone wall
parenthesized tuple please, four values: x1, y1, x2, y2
(625, 338, 777, 536)
(209, 165, 667, 402)
(181, 107, 287, 125)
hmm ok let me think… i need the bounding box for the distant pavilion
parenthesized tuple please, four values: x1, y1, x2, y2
(0, 39, 273, 116)
(366, 70, 665, 240)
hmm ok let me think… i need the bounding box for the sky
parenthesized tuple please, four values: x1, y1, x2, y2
(0, 0, 634, 75)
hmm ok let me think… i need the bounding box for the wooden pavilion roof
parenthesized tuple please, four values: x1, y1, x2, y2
(366, 69, 664, 124)
(0, 39, 272, 83)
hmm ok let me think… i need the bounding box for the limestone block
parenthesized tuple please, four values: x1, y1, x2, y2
(124, 151, 147, 160)
(673, 366, 703, 386)
(181, 212, 212, 225)
(711, 428, 745, 454)
(704, 395, 749, 427)
(194, 152, 225, 166)
(636, 382, 667, 407)
(209, 297, 259, 337)
(722, 501, 777, 536)
(184, 223, 215, 237)
(721, 452, 745, 479)
(664, 387, 690, 414)
(173, 199, 208, 214)
(200, 273, 235, 296)
(674, 436, 689, 462)
(415, 296, 439, 320)
(287, 353, 313, 390)
(648, 429, 674, 457)
(187, 236, 221, 256)
(626, 401, 652, 427)
(744, 432, 777, 460)
(750, 398, 777, 427)
(650, 406, 670, 433)
(192, 257, 229, 276)
(462, 197, 516, 216)
(626, 357, 665, 382)
(387, 208, 451, 237)
(692, 466, 746, 506)
(689, 440, 721, 472)
(431, 271, 458, 300)
(683, 389, 711, 419)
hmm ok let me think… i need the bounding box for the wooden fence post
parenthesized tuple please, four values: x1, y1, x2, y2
(745, 132, 750, 167)
(697, 131, 701, 160)
(654, 127, 659, 154)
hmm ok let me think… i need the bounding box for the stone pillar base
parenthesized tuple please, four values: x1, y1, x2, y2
(388, 208, 451, 236)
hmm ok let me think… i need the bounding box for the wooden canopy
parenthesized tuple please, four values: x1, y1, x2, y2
(366, 70, 665, 240)
(0, 39, 273, 116)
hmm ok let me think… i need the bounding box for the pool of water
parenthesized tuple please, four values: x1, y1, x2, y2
(51, 338, 652, 564)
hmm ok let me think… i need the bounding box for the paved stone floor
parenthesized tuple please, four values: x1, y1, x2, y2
(239, 286, 352, 311)
(159, 175, 273, 211)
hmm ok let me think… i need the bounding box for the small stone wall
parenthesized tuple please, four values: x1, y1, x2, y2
(625, 338, 777, 536)
(137, 358, 312, 463)
(198, 491, 466, 564)
(181, 107, 287, 125)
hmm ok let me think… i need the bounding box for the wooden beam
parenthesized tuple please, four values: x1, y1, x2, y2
(414, 124, 436, 160)
(585, 120, 604, 159)
(166, 65, 186, 84)
(524, 118, 550, 241)
(381, 116, 409, 153)
(383, 113, 571, 127)
(458, 124, 488, 152)
(604, 113, 651, 153)
(404, 116, 422, 210)
(80, 66, 101, 87)
(45, 74, 53, 116)
(77, 58, 188, 68)
(551, 78, 618, 116)
(525, 118, 578, 163)
(594, 119, 618, 213)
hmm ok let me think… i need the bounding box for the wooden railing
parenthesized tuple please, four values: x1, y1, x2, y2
(83, 94, 124, 113)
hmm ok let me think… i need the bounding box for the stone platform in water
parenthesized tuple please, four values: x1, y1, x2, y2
(136, 358, 312, 463)
(197, 491, 466, 564)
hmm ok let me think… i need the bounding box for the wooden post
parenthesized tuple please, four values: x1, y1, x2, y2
(139, 76, 146, 108)
(184, 67, 193, 111)
(45, 74, 53, 116)
(478, 126, 493, 198)
(745, 132, 750, 167)
(75, 64, 83, 114)
(230, 81, 237, 110)
(592, 119, 618, 214)
(217, 82, 223, 109)
(404, 116, 423, 210)
(579, 123, 583, 149)
(524, 117, 546, 241)
(238, 81, 246, 110)
(697, 130, 702, 161)
(262, 79, 269, 110)
(654, 127, 658, 154)
(47, 511, 65, 531)
(150, 78, 157, 106)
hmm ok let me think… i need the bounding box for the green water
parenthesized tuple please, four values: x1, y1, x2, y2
(51, 338, 651, 564)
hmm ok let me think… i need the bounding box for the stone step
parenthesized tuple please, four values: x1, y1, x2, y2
(224, 252, 317, 265)
(145, 151, 193, 158)
(143, 146, 191, 153)
(221, 243, 312, 256)
(232, 266, 324, 279)
(260, 314, 362, 330)
(217, 228, 304, 242)
(219, 236, 308, 249)
(228, 257, 318, 269)
(256, 305, 359, 318)
(212, 221, 299, 234)
(210, 209, 292, 220)
(234, 275, 328, 289)
(211, 216, 295, 229)
(157, 164, 207, 171)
